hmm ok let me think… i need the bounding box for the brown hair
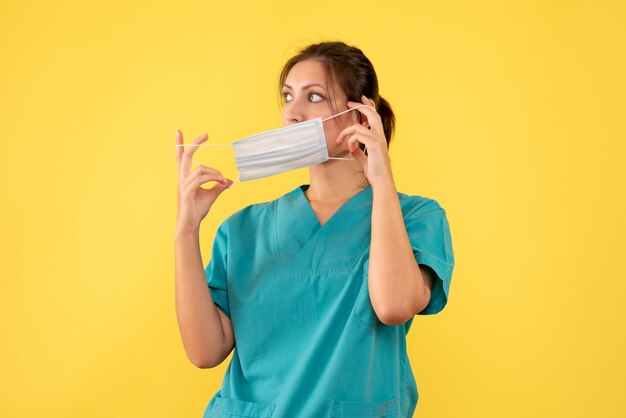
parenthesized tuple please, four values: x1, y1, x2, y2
(279, 41, 395, 146)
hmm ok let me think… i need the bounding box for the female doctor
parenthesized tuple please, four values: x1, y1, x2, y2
(175, 41, 454, 418)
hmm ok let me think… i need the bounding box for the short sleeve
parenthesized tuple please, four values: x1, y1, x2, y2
(404, 200, 455, 315)
(204, 221, 230, 318)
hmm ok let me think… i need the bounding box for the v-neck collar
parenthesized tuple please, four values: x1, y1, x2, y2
(274, 184, 373, 275)
(296, 184, 372, 229)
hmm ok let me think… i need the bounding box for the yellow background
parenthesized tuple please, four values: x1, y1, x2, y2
(1, 0, 624, 417)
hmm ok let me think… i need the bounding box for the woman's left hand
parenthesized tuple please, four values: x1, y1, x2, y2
(336, 95, 394, 188)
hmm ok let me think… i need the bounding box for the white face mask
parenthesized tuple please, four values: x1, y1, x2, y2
(178, 104, 374, 183)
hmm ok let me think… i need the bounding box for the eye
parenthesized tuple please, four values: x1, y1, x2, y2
(283, 92, 293, 103)
(308, 92, 324, 103)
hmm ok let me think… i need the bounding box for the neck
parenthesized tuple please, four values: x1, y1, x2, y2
(305, 160, 368, 204)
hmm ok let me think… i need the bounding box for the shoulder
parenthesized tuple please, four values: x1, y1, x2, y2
(396, 191, 446, 219)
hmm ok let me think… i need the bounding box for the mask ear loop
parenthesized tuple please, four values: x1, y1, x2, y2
(227, 177, 240, 189)
(178, 104, 376, 176)
(321, 104, 376, 122)
(322, 104, 376, 161)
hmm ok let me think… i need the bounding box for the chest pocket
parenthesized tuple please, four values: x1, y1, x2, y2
(352, 260, 380, 328)
(213, 396, 275, 417)
(330, 396, 399, 417)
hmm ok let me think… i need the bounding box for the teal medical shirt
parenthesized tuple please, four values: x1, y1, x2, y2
(203, 185, 454, 418)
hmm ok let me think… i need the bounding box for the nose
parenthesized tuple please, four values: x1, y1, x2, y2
(283, 101, 305, 125)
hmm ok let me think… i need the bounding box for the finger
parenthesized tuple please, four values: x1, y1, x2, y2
(336, 123, 371, 145)
(181, 166, 226, 189)
(348, 136, 377, 155)
(350, 146, 368, 168)
(338, 129, 375, 151)
(208, 179, 234, 195)
(361, 95, 375, 107)
(346, 99, 384, 136)
(184, 173, 230, 194)
(180, 133, 209, 174)
(347, 135, 359, 154)
(190, 164, 225, 179)
(196, 174, 229, 187)
(346, 131, 382, 155)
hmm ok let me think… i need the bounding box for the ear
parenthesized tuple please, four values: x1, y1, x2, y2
(360, 96, 376, 128)
(354, 111, 368, 128)
(357, 111, 370, 129)
(348, 107, 367, 127)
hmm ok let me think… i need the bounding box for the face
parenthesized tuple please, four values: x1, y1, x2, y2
(281, 59, 357, 158)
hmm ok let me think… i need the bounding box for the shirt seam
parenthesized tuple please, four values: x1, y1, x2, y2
(404, 206, 445, 221)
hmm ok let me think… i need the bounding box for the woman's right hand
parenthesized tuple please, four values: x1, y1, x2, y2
(175, 129, 233, 234)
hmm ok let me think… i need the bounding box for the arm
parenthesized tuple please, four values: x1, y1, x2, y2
(174, 129, 234, 368)
(335, 98, 434, 326)
(175, 229, 235, 368)
(368, 181, 435, 325)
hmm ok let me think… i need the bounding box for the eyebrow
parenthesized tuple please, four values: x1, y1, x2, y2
(282, 83, 327, 91)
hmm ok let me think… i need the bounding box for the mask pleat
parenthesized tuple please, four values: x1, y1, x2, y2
(233, 118, 329, 181)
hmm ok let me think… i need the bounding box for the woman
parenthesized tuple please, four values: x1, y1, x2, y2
(175, 41, 454, 418)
